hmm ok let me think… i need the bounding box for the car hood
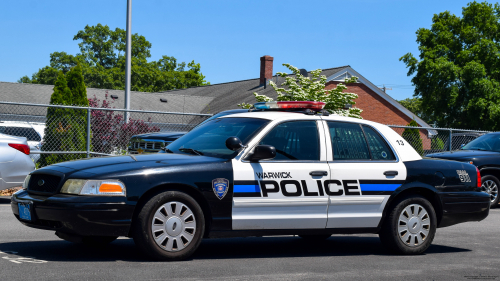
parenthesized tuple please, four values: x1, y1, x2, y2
(426, 150, 500, 161)
(35, 153, 226, 177)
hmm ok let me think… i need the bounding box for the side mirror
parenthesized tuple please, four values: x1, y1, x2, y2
(226, 137, 244, 151)
(247, 145, 276, 161)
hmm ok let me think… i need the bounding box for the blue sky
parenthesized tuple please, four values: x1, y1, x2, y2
(0, 0, 476, 100)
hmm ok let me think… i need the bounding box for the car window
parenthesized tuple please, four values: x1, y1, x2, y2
(462, 134, 500, 152)
(0, 126, 41, 142)
(168, 117, 270, 159)
(362, 125, 395, 160)
(327, 122, 370, 160)
(259, 121, 320, 161)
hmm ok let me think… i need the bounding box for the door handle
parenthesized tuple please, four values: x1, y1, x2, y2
(384, 171, 398, 176)
(310, 171, 328, 176)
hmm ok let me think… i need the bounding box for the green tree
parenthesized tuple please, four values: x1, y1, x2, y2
(239, 63, 362, 118)
(402, 120, 424, 155)
(19, 24, 209, 92)
(39, 65, 90, 167)
(400, 1, 500, 130)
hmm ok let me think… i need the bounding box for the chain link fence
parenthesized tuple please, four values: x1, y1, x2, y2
(0, 100, 493, 166)
(388, 125, 490, 156)
(0, 101, 211, 167)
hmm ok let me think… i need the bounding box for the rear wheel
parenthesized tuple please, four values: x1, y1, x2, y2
(132, 191, 205, 261)
(379, 195, 437, 255)
(481, 175, 499, 208)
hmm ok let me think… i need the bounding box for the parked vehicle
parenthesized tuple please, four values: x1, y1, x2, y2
(427, 132, 500, 207)
(128, 109, 249, 154)
(0, 133, 35, 191)
(0, 121, 45, 162)
(12, 101, 489, 260)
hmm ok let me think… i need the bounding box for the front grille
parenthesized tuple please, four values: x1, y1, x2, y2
(131, 141, 164, 150)
(27, 174, 62, 194)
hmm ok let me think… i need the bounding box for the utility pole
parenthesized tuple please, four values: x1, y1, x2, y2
(124, 0, 132, 123)
(379, 84, 392, 93)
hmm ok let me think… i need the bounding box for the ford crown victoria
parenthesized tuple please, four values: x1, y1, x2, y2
(11, 101, 490, 260)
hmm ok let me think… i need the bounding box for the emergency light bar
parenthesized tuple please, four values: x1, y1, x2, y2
(254, 101, 325, 111)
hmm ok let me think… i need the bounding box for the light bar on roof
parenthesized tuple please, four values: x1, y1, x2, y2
(254, 101, 325, 111)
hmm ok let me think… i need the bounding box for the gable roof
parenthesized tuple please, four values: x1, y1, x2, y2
(156, 66, 349, 114)
(0, 65, 430, 128)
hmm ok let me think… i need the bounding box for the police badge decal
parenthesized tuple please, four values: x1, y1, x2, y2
(212, 178, 229, 200)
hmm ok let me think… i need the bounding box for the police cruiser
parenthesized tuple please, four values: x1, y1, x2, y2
(11, 101, 490, 261)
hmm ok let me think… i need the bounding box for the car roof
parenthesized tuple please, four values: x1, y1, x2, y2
(220, 111, 384, 126)
(0, 121, 34, 128)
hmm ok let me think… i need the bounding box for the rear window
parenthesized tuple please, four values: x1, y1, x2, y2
(0, 126, 41, 141)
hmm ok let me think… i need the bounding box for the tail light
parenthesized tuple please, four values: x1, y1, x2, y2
(476, 167, 482, 189)
(8, 143, 30, 155)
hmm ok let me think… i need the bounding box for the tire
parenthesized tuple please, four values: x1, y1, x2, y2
(379, 195, 437, 255)
(481, 175, 500, 208)
(82, 236, 118, 246)
(298, 234, 331, 241)
(132, 190, 205, 261)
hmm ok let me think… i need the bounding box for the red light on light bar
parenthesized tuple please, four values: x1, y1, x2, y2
(8, 143, 30, 155)
(277, 101, 325, 110)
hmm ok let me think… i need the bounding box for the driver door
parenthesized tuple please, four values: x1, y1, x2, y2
(231, 119, 330, 230)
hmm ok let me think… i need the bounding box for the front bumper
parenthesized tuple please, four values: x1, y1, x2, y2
(11, 190, 134, 237)
(437, 191, 490, 228)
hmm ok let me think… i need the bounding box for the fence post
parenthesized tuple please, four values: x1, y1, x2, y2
(448, 129, 452, 151)
(86, 107, 91, 158)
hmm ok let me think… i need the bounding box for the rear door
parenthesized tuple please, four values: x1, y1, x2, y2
(322, 120, 407, 228)
(232, 118, 330, 229)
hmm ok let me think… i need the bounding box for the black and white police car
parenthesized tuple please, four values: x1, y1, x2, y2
(11, 101, 490, 261)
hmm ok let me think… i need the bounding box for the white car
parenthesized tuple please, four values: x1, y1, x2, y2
(0, 121, 45, 162)
(0, 133, 35, 191)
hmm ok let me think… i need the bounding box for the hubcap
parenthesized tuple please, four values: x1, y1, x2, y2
(481, 180, 498, 204)
(398, 204, 430, 247)
(151, 201, 196, 252)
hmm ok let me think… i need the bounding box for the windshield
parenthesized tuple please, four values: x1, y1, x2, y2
(0, 126, 41, 142)
(168, 117, 270, 159)
(461, 134, 500, 152)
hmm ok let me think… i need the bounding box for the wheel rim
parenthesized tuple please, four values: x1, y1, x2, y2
(397, 204, 430, 247)
(481, 179, 498, 204)
(151, 201, 196, 252)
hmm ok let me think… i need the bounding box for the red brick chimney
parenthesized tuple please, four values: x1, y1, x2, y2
(260, 55, 274, 86)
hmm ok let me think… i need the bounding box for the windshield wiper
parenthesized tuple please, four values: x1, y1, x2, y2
(179, 148, 204, 156)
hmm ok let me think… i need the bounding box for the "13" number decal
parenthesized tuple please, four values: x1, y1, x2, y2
(396, 140, 404, 146)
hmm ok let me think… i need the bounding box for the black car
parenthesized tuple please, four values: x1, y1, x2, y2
(128, 109, 249, 154)
(427, 132, 500, 207)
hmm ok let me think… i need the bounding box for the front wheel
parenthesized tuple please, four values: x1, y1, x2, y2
(379, 195, 437, 255)
(481, 175, 499, 208)
(132, 191, 205, 261)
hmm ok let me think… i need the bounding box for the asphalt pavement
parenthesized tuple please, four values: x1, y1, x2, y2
(1, 196, 499, 281)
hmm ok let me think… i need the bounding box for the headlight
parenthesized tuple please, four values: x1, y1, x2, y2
(60, 179, 126, 196)
(22, 174, 31, 190)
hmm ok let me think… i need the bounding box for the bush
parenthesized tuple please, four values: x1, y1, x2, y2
(402, 119, 424, 155)
(89, 94, 160, 154)
(39, 65, 89, 167)
(431, 136, 445, 150)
